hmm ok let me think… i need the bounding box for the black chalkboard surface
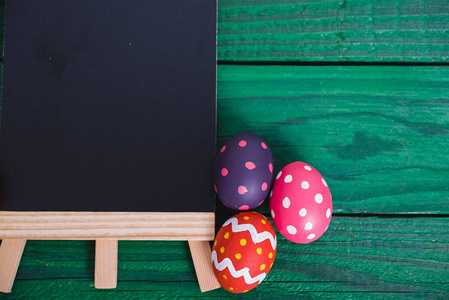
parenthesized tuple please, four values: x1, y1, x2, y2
(0, 0, 217, 212)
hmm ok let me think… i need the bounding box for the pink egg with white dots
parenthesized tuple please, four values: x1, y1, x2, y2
(269, 161, 332, 244)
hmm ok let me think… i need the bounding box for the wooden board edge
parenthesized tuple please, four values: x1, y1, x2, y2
(0, 239, 26, 293)
(95, 240, 118, 289)
(188, 240, 221, 292)
(0, 212, 215, 240)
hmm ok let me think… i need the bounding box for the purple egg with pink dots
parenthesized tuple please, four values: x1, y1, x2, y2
(213, 132, 274, 210)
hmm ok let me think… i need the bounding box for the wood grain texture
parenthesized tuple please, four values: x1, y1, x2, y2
(188, 240, 221, 292)
(0, 239, 26, 293)
(95, 240, 118, 289)
(0, 212, 215, 240)
(218, 0, 449, 62)
(0, 1, 448, 298)
(217, 65, 449, 214)
(1, 216, 448, 298)
(0, 1, 447, 63)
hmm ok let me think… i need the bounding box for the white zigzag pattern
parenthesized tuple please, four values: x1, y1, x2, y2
(223, 217, 277, 250)
(212, 250, 266, 285)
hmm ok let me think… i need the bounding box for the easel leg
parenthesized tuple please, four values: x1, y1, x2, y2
(95, 240, 118, 289)
(0, 239, 27, 293)
(188, 240, 221, 292)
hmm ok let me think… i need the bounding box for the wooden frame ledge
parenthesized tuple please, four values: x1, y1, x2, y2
(0, 212, 220, 292)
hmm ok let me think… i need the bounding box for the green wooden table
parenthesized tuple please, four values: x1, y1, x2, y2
(1, 0, 449, 298)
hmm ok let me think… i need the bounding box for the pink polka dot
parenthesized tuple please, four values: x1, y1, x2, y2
(221, 168, 228, 176)
(269, 163, 273, 173)
(238, 186, 248, 195)
(220, 145, 226, 153)
(261, 182, 268, 191)
(239, 205, 249, 210)
(214, 185, 217, 192)
(245, 162, 256, 170)
(239, 140, 247, 147)
(259, 200, 265, 206)
(261, 142, 267, 149)
(223, 202, 228, 208)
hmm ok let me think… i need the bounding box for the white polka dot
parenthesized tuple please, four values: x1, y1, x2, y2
(304, 166, 312, 171)
(286, 225, 297, 235)
(315, 193, 323, 203)
(299, 208, 307, 217)
(284, 175, 293, 183)
(304, 223, 313, 230)
(270, 190, 273, 198)
(307, 234, 316, 240)
(322, 178, 328, 187)
(282, 197, 291, 208)
(271, 210, 275, 219)
(326, 208, 331, 218)
(276, 171, 282, 180)
(325, 226, 329, 232)
(301, 181, 309, 189)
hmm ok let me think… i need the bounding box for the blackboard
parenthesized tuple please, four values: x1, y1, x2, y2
(0, 0, 217, 213)
(0, 0, 219, 292)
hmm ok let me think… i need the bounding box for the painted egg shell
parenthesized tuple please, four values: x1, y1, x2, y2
(213, 133, 274, 210)
(212, 211, 277, 293)
(269, 161, 332, 244)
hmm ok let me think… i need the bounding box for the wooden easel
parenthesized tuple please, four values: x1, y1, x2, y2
(0, 212, 220, 293)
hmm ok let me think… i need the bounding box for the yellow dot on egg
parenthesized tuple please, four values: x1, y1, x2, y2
(268, 252, 273, 259)
(243, 290, 249, 293)
(220, 247, 225, 254)
(271, 262, 273, 268)
(260, 264, 266, 271)
(229, 287, 234, 291)
(224, 232, 230, 239)
(213, 240, 217, 247)
(256, 248, 262, 255)
(223, 275, 227, 280)
(261, 219, 266, 224)
(244, 216, 249, 220)
(235, 253, 242, 260)
(240, 239, 247, 246)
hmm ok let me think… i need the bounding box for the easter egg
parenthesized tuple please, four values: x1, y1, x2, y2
(269, 161, 332, 244)
(213, 133, 274, 210)
(212, 211, 277, 293)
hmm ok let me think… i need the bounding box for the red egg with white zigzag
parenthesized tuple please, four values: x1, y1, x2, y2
(212, 211, 277, 293)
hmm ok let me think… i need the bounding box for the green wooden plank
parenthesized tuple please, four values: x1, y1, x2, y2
(218, 0, 449, 62)
(2, 216, 449, 298)
(1, 1, 448, 63)
(217, 65, 449, 214)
